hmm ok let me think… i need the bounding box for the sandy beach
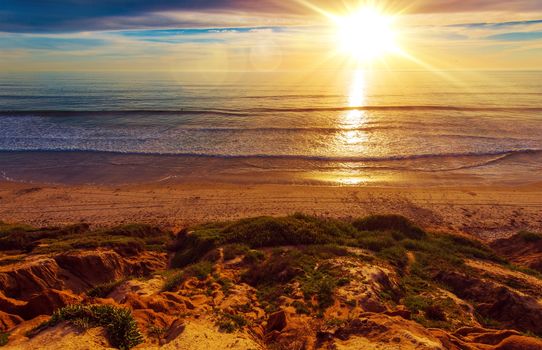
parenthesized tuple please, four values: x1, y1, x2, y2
(1, 179, 541, 241)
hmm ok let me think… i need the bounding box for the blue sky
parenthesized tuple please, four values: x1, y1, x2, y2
(0, 0, 541, 71)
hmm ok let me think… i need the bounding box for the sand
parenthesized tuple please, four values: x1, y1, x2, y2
(1, 180, 541, 241)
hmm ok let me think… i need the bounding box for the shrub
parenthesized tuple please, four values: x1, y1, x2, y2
(292, 300, 310, 314)
(171, 215, 359, 268)
(0, 223, 89, 252)
(29, 304, 143, 349)
(403, 295, 431, 313)
(357, 235, 396, 252)
(216, 312, 247, 333)
(424, 305, 447, 321)
(378, 246, 408, 269)
(0, 332, 8, 346)
(101, 224, 165, 238)
(222, 244, 250, 261)
(517, 231, 542, 243)
(0, 221, 168, 255)
(242, 250, 305, 286)
(86, 279, 126, 298)
(353, 215, 426, 239)
(162, 261, 213, 291)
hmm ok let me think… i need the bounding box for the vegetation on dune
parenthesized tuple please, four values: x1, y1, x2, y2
(29, 304, 143, 350)
(170, 214, 360, 268)
(517, 231, 542, 243)
(0, 222, 171, 255)
(86, 279, 127, 298)
(3, 214, 542, 342)
(166, 213, 542, 331)
(0, 332, 8, 347)
(215, 312, 248, 333)
(162, 260, 214, 291)
(352, 214, 426, 240)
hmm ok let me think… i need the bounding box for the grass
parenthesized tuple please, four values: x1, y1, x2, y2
(162, 260, 213, 291)
(0, 332, 8, 347)
(0, 222, 171, 255)
(0, 223, 89, 252)
(29, 304, 143, 350)
(168, 214, 521, 321)
(215, 312, 247, 333)
(352, 214, 426, 239)
(517, 231, 542, 243)
(241, 246, 348, 310)
(5, 214, 541, 336)
(171, 214, 360, 268)
(86, 279, 126, 298)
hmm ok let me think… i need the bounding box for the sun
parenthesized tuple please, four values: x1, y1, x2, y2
(335, 7, 398, 62)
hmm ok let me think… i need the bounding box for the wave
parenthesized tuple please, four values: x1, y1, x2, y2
(1, 148, 540, 164)
(1, 105, 541, 118)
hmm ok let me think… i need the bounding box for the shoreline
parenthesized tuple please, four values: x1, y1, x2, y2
(1, 179, 541, 241)
(1, 150, 541, 188)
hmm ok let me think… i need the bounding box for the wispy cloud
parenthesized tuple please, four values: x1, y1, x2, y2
(486, 31, 542, 41)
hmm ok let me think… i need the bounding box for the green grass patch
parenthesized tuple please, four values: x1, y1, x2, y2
(162, 260, 213, 291)
(215, 312, 247, 333)
(171, 214, 359, 268)
(86, 279, 126, 298)
(29, 304, 143, 349)
(0, 332, 8, 347)
(352, 214, 426, 239)
(0, 222, 170, 255)
(517, 231, 542, 243)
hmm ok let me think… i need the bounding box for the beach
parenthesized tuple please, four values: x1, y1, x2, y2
(2, 178, 541, 241)
(1, 70, 541, 242)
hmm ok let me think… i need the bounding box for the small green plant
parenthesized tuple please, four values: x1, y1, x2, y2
(0, 332, 9, 346)
(215, 312, 247, 333)
(29, 304, 143, 350)
(518, 231, 542, 243)
(162, 261, 214, 291)
(87, 279, 126, 298)
(424, 304, 447, 321)
(352, 214, 426, 239)
(215, 276, 234, 295)
(292, 300, 310, 315)
(301, 272, 336, 309)
(147, 325, 167, 339)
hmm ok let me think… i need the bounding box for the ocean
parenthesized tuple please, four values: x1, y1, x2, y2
(0, 70, 541, 186)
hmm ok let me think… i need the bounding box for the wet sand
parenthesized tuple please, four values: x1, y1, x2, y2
(1, 180, 541, 241)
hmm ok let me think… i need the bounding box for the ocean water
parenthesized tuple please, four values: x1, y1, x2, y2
(0, 70, 541, 185)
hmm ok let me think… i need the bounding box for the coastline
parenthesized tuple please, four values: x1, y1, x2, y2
(1, 179, 541, 241)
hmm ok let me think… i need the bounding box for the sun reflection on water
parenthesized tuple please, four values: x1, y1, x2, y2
(336, 69, 369, 185)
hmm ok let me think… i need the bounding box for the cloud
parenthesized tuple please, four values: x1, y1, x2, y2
(448, 19, 542, 29)
(0, 35, 106, 50)
(486, 31, 542, 41)
(1, 0, 542, 33)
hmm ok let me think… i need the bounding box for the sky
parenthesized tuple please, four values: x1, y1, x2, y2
(0, 0, 541, 72)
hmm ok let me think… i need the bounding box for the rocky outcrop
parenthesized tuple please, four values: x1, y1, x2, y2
(0, 311, 22, 332)
(491, 233, 542, 273)
(328, 313, 446, 350)
(0, 258, 63, 300)
(19, 289, 81, 320)
(435, 270, 542, 336)
(0, 250, 166, 300)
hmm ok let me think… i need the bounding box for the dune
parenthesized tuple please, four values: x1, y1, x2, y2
(1, 215, 542, 349)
